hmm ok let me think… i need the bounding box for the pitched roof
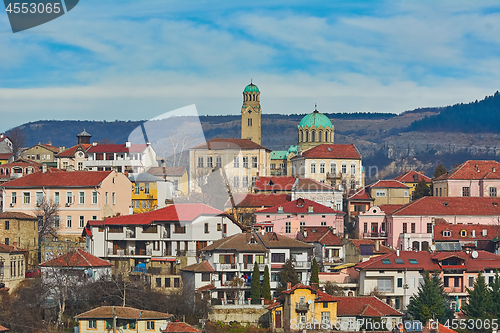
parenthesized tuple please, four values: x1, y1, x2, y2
(367, 180, 410, 189)
(56, 144, 91, 157)
(1, 170, 112, 188)
(334, 296, 403, 317)
(281, 284, 337, 302)
(163, 322, 201, 332)
(378, 204, 404, 214)
(298, 227, 343, 246)
(255, 198, 343, 215)
(147, 166, 187, 177)
(0, 243, 27, 253)
(87, 144, 148, 153)
(0, 159, 42, 168)
(201, 232, 312, 252)
(355, 251, 440, 271)
(89, 203, 235, 226)
(254, 176, 296, 192)
(129, 173, 163, 182)
(391, 197, 500, 216)
(434, 160, 500, 181)
(393, 170, 432, 183)
(0, 324, 8, 332)
(227, 193, 290, 208)
(299, 144, 361, 159)
(195, 284, 216, 292)
(0, 153, 12, 160)
(434, 221, 500, 241)
(349, 239, 395, 255)
(40, 249, 112, 267)
(295, 178, 335, 191)
(75, 306, 172, 320)
(0, 212, 37, 220)
(39, 143, 60, 153)
(181, 261, 215, 272)
(190, 138, 271, 151)
(347, 188, 373, 201)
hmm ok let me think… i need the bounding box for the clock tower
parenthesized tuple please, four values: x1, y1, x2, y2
(241, 81, 261, 145)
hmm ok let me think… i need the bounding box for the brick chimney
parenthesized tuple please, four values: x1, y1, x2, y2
(311, 283, 319, 291)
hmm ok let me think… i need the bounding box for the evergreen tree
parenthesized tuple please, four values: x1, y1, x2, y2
(462, 271, 494, 320)
(310, 258, 319, 285)
(277, 259, 300, 295)
(433, 164, 447, 178)
(490, 270, 500, 317)
(407, 271, 452, 324)
(250, 262, 261, 304)
(261, 265, 272, 301)
(413, 179, 431, 200)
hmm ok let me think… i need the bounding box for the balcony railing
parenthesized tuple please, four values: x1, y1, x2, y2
(175, 250, 197, 257)
(107, 248, 152, 256)
(240, 263, 266, 271)
(214, 263, 237, 271)
(295, 302, 309, 312)
(326, 172, 341, 179)
(294, 261, 311, 269)
(363, 232, 388, 238)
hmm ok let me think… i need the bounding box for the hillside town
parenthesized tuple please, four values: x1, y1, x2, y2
(1, 83, 500, 333)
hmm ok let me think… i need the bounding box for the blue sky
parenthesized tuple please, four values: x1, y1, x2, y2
(1, 0, 500, 130)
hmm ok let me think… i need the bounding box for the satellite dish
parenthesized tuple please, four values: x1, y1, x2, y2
(430, 244, 436, 252)
(160, 324, 167, 331)
(472, 250, 479, 259)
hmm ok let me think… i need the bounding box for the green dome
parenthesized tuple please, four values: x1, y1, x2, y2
(243, 83, 259, 93)
(298, 110, 333, 129)
(287, 145, 298, 155)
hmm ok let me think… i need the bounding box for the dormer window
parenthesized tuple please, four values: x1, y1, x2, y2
(443, 230, 451, 237)
(296, 198, 305, 207)
(308, 206, 314, 213)
(460, 230, 467, 237)
(278, 206, 283, 213)
(249, 236, 257, 244)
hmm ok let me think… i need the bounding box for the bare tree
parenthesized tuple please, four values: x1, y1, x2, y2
(5, 127, 27, 159)
(34, 197, 60, 245)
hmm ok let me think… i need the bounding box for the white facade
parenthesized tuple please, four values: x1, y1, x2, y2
(84, 143, 158, 174)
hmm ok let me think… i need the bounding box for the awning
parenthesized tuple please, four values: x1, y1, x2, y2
(151, 257, 177, 262)
(332, 263, 355, 270)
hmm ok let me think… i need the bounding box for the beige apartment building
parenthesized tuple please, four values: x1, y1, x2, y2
(1, 170, 131, 240)
(366, 180, 411, 206)
(0, 212, 38, 269)
(21, 142, 60, 167)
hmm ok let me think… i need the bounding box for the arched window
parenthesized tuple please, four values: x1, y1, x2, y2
(310, 162, 316, 174)
(318, 131, 322, 142)
(350, 179, 356, 190)
(330, 162, 336, 175)
(300, 130, 304, 142)
(331, 131, 334, 142)
(311, 131, 315, 142)
(305, 131, 309, 142)
(341, 163, 347, 174)
(351, 164, 356, 175)
(320, 163, 325, 173)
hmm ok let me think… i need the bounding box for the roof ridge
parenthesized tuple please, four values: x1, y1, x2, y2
(77, 249, 92, 266)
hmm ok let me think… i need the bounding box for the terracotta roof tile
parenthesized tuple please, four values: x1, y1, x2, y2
(377, 204, 404, 214)
(0, 324, 8, 332)
(435, 160, 500, 180)
(367, 180, 410, 189)
(87, 144, 148, 153)
(56, 144, 91, 157)
(163, 322, 201, 332)
(255, 198, 344, 215)
(355, 251, 440, 271)
(40, 144, 60, 153)
(347, 188, 373, 201)
(298, 227, 343, 246)
(201, 232, 312, 252)
(1, 170, 112, 188)
(181, 261, 215, 272)
(190, 138, 271, 151)
(75, 306, 172, 320)
(228, 193, 290, 208)
(299, 144, 361, 159)
(40, 249, 112, 267)
(295, 178, 335, 191)
(147, 166, 186, 177)
(254, 176, 296, 192)
(0, 243, 27, 253)
(334, 296, 403, 317)
(434, 222, 500, 241)
(0, 212, 37, 220)
(393, 170, 432, 183)
(195, 283, 216, 292)
(0, 153, 13, 160)
(392, 197, 500, 216)
(349, 239, 395, 255)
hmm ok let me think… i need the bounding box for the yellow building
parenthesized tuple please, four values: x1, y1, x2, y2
(393, 170, 432, 200)
(268, 284, 337, 332)
(147, 166, 189, 196)
(297, 106, 335, 152)
(21, 142, 60, 167)
(0, 243, 27, 292)
(241, 81, 262, 145)
(130, 173, 172, 214)
(367, 180, 411, 206)
(0, 212, 39, 269)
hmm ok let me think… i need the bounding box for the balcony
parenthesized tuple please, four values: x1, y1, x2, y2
(363, 232, 388, 239)
(107, 248, 152, 256)
(326, 172, 341, 179)
(323, 257, 342, 264)
(175, 250, 197, 257)
(294, 261, 311, 269)
(214, 263, 237, 271)
(295, 302, 309, 312)
(240, 263, 266, 271)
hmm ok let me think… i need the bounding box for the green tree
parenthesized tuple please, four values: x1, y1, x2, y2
(413, 179, 431, 200)
(407, 271, 452, 324)
(490, 270, 500, 317)
(433, 164, 447, 178)
(261, 265, 272, 301)
(277, 259, 299, 295)
(250, 262, 261, 304)
(310, 258, 319, 285)
(324, 281, 345, 296)
(462, 271, 494, 320)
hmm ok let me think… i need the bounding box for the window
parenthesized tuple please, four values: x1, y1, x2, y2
(197, 157, 204, 168)
(469, 276, 474, 287)
(409, 277, 415, 288)
(376, 190, 386, 197)
(204, 223, 209, 233)
(330, 163, 336, 174)
(174, 277, 180, 287)
(165, 278, 171, 287)
(54, 215, 60, 228)
(143, 225, 158, 233)
(66, 192, 73, 205)
(202, 272, 210, 281)
(321, 312, 330, 324)
(271, 253, 285, 263)
(4, 238, 8, 245)
(217, 223, 222, 231)
(67, 216, 72, 228)
(363, 223, 368, 233)
(460, 230, 467, 237)
(174, 224, 186, 234)
(382, 259, 391, 264)
(134, 184, 139, 194)
(462, 187, 470, 197)
(23, 192, 30, 204)
(411, 223, 416, 233)
(403, 223, 407, 233)
(144, 183, 149, 194)
(409, 259, 418, 264)
(351, 164, 356, 174)
(310, 163, 316, 173)
(397, 278, 403, 288)
(255, 255, 265, 264)
(79, 191, 85, 204)
(36, 192, 43, 206)
(395, 297, 401, 310)
(341, 164, 347, 174)
(332, 249, 340, 257)
(92, 191, 98, 204)
(491, 187, 497, 197)
(395, 259, 404, 264)
(248, 118, 252, 126)
(427, 223, 432, 233)
(443, 230, 451, 237)
(204, 156, 212, 169)
(77, 162, 83, 170)
(215, 156, 222, 168)
(321, 221, 326, 226)
(404, 190, 409, 197)
(112, 192, 116, 205)
(11, 192, 16, 204)
(243, 157, 248, 168)
(252, 157, 258, 168)
(285, 222, 291, 233)
(377, 278, 392, 292)
(88, 320, 97, 329)
(146, 321, 155, 330)
(319, 163, 325, 173)
(242, 176, 248, 188)
(79, 216, 85, 228)
(4, 221, 8, 230)
(233, 176, 240, 188)
(233, 156, 239, 168)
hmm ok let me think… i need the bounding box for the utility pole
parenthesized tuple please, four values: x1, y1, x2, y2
(112, 306, 117, 333)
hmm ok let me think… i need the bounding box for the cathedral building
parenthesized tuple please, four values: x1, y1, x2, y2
(297, 105, 335, 151)
(241, 82, 262, 145)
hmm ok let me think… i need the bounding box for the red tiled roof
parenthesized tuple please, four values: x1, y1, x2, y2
(75, 306, 172, 320)
(295, 178, 335, 191)
(181, 261, 215, 272)
(0, 243, 27, 253)
(201, 232, 312, 252)
(347, 188, 373, 201)
(334, 296, 403, 317)
(391, 197, 500, 216)
(0, 212, 37, 220)
(378, 204, 404, 214)
(40, 144, 60, 153)
(195, 284, 216, 292)
(367, 180, 410, 189)
(147, 166, 186, 177)
(0, 324, 8, 332)
(0, 159, 42, 168)
(355, 251, 440, 271)
(228, 193, 290, 208)
(393, 170, 432, 183)
(40, 249, 112, 267)
(299, 144, 361, 159)
(56, 144, 91, 157)
(163, 322, 201, 332)
(190, 138, 271, 151)
(298, 227, 343, 246)
(0, 153, 12, 160)
(91, 203, 232, 226)
(1, 170, 112, 188)
(434, 222, 500, 241)
(254, 176, 296, 192)
(435, 160, 500, 181)
(430, 251, 500, 272)
(255, 198, 343, 215)
(349, 239, 395, 255)
(87, 144, 148, 153)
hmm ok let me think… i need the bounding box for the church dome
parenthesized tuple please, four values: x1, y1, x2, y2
(243, 83, 259, 93)
(298, 109, 333, 129)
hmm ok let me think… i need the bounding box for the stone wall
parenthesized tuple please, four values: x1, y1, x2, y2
(209, 304, 268, 326)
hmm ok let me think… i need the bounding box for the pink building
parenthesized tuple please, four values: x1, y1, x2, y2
(254, 198, 344, 237)
(1, 170, 132, 239)
(358, 196, 500, 250)
(433, 160, 500, 197)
